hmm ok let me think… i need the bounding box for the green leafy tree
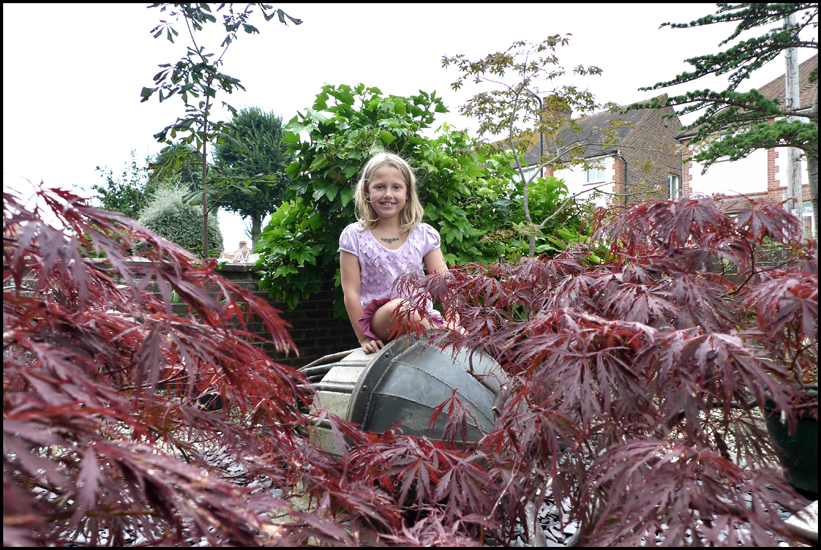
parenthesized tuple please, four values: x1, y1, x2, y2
(92, 150, 163, 219)
(443, 36, 621, 256)
(633, 3, 818, 233)
(139, 186, 223, 257)
(148, 142, 205, 191)
(254, 83, 590, 315)
(213, 107, 292, 249)
(141, 3, 302, 258)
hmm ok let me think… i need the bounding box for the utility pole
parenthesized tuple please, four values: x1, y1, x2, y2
(784, 12, 804, 236)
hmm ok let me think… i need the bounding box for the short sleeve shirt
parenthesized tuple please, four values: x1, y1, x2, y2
(339, 222, 442, 312)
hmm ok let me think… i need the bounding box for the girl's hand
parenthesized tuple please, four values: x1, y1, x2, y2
(444, 317, 466, 335)
(359, 337, 384, 354)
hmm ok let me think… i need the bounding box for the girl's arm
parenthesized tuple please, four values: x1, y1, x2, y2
(423, 248, 462, 331)
(423, 247, 448, 275)
(340, 250, 383, 353)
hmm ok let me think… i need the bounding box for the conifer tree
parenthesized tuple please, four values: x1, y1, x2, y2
(633, 3, 818, 230)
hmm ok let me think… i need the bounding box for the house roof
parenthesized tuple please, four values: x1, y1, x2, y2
(677, 53, 818, 141)
(219, 241, 253, 263)
(521, 94, 672, 164)
(756, 53, 818, 111)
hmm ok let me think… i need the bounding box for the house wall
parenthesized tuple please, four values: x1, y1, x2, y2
(544, 102, 683, 207)
(772, 146, 812, 203)
(686, 147, 769, 196)
(621, 106, 683, 203)
(682, 141, 811, 203)
(551, 156, 615, 208)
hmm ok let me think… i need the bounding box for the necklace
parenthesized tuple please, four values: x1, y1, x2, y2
(381, 237, 400, 244)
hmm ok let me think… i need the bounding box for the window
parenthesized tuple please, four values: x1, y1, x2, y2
(586, 165, 606, 183)
(714, 133, 732, 162)
(668, 174, 681, 199)
(520, 166, 541, 183)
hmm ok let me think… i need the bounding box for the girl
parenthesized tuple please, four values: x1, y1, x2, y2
(339, 153, 450, 354)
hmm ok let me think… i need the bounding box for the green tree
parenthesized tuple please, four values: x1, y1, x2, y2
(213, 107, 292, 249)
(633, 3, 818, 233)
(92, 144, 205, 220)
(148, 142, 205, 192)
(254, 83, 590, 315)
(443, 36, 623, 256)
(92, 150, 162, 219)
(138, 186, 224, 257)
(141, 3, 302, 258)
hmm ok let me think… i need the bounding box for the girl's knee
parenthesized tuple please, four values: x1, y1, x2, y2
(371, 299, 429, 341)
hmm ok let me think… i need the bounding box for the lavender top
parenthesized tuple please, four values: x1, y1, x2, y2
(339, 222, 444, 321)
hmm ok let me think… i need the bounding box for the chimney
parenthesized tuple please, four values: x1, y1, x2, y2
(239, 241, 247, 249)
(546, 94, 571, 120)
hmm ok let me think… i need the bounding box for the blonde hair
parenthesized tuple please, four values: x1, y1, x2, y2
(353, 153, 424, 232)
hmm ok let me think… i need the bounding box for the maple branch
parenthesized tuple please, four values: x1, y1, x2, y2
(728, 233, 758, 297)
(565, 502, 601, 547)
(667, 398, 761, 430)
(486, 464, 522, 527)
(788, 342, 815, 389)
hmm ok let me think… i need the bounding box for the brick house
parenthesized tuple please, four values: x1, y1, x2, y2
(518, 94, 683, 207)
(677, 54, 817, 233)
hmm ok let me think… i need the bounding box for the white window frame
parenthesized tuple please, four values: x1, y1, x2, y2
(586, 165, 606, 183)
(669, 174, 681, 199)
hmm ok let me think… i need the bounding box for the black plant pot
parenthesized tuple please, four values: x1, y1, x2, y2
(764, 392, 818, 496)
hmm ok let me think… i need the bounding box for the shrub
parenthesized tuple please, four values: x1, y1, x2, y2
(6, 184, 815, 546)
(3, 184, 415, 546)
(138, 186, 223, 258)
(255, 83, 593, 314)
(397, 195, 817, 546)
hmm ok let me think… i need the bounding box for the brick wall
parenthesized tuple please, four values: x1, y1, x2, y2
(213, 264, 356, 369)
(118, 261, 357, 369)
(681, 140, 693, 196)
(612, 155, 625, 203)
(621, 105, 683, 204)
(767, 146, 781, 201)
(767, 144, 813, 203)
(543, 164, 554, 178)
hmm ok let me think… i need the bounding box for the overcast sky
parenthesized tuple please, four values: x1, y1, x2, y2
(3, 3, 816, 250)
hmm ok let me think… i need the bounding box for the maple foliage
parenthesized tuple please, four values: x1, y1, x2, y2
(4, 186, 818, 547)
(397, 195, 817, 546)
(3, 184, 413, 546)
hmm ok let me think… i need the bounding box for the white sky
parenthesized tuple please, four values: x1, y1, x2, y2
(3, 3, 816, 250)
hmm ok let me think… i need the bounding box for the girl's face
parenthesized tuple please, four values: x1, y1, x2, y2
(366, 165, 408, 221)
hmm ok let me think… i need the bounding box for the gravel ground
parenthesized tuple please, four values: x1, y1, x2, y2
(501, 487, 808, 547)
(193, 442, 814, 548)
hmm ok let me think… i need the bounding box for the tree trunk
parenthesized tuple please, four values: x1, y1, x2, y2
(251, 214, 262, 250)
(201, 139, 209, 259)
(200, 74, 215, 259)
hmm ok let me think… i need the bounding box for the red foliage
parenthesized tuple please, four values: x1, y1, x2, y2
(3, 184, 413, 546)
(399, 195, 817, 546)
(4, 187, 817, 547)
